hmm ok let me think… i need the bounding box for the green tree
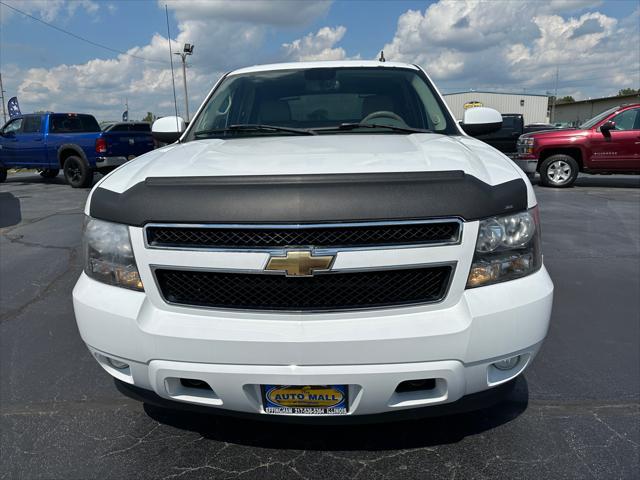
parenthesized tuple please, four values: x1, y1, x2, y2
(617, 88, 639, 96)
(142, 112, 155, 123)
(556, 96, 575, 104)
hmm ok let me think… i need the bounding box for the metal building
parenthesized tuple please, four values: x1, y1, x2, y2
(553, 93, 640, 126)
(443, 91, 550, 123)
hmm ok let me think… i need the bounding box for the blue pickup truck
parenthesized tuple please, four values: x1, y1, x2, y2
(0, 113, 154, 187)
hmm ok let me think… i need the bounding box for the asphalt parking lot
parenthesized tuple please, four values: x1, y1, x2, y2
(1, 171, 638, 479)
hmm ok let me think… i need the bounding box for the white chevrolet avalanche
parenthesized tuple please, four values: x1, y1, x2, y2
(73, 61, 553, 420)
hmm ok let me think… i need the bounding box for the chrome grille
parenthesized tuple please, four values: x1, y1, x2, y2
(146, 220, 461, 250)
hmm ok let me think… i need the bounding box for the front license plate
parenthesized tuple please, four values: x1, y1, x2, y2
(262, 385, 348, 415)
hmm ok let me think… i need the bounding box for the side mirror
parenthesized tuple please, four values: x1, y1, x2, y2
(600, 120, 615, 137)
(152, 116, 186, 144)
(460, 107, 503, 136)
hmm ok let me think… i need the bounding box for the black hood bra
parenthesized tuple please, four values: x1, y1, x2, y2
(90, 171, 528, 226)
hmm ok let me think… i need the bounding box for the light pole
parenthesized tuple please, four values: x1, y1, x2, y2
(550, 66, 559, 124)
(0, 73, 7, 124)
(174, 43, 194, 122)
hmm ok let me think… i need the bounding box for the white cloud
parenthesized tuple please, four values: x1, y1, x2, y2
(381, 0, 639, 98)
(67, 0, 98, 17)
(8, 0, 335, 121)
(163, 0, 332, 26)
(5, 0, 638, 123)
(282, 26, 348, 61)
(0, 0, 99, 23)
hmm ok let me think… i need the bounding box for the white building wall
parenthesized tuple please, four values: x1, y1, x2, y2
(443, 92, 549, 123)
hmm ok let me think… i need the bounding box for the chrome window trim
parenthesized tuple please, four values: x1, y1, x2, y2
(143, 218, 464, 253)
(150, 261, 458, 314)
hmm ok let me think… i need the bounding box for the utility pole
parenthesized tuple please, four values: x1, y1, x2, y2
(550, 66, 559, 123)
(0, 73, 7, 124)
(175, 43, 194, 122)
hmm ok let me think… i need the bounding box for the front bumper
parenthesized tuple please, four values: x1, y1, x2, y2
(115, 375, 519, 424)
(95, 156, 131, 168)
(513, 156, 538, 174)
(73, 266, 553, 417)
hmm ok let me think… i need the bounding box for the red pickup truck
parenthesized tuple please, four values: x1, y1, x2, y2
(516, 103, 640, 187)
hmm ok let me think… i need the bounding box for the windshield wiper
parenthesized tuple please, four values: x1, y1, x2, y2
(194, 124, 317, 138)
(311, 123, 432, 134)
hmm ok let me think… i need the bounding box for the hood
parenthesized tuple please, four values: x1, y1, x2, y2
(521, 128, 586, 139)
(98, 133, 521, 194)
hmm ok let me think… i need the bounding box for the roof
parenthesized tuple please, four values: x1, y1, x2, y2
(230, 60, 419, 75)
(443, 90, 549, 98)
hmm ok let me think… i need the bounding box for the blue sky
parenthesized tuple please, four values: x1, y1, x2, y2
(0, 1, 434, 68)
(1, 0, 638, 121)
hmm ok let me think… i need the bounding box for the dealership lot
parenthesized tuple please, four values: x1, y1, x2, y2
(1, 172, 638, 479)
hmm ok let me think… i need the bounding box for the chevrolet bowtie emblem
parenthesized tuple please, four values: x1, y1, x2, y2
(265, 250, 335, 277)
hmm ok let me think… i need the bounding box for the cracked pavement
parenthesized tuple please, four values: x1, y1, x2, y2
(1, 172, 638, 479)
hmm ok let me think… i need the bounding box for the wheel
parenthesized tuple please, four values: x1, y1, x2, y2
(63, 156, 93, 188)
(40, 168, 60, 179)
(0, 167, 6, 183)
(539, 154, 578, 187)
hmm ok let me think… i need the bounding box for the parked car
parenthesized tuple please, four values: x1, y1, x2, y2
(472, 116, 560, 157)
(103, 122, 151, 133)
(74, 61, 553, 420)
(0, 113, 155, 187)
(524, 123, 558, 133)
(473, 113, 523, 155)
(517, 103, 640, 187)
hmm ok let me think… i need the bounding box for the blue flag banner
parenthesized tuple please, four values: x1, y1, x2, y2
(122, 110, 128, 122)
(8, 97, 21, 118)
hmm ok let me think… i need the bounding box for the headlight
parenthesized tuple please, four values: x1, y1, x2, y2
(466, 207, 542, 288)
(83, 217, 144, 291)
(518, 136, 535, 153)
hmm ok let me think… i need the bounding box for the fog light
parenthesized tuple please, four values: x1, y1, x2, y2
(107, 357, 129, 370)
(180, 378, 212, 390)
(493, 355, 520, 371)
(395, 378, 437, 393)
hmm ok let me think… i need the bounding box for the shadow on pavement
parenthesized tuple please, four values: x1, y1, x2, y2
(136, 377, 529, 451)
(4, 172, 67, 185)
(531, 174, 640, 189)
(574, 175, 640, 189)
(4, 172, 101, 187)
(0, 192, 22, 228)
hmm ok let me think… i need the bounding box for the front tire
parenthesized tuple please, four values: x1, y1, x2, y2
(40, 168, 60, 179)
(539, 154, 578, 188)
(63, 156, 93, 188)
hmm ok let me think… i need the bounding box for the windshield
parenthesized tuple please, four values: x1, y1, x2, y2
(579, 106, 619, 129)
(186, 67, 455, 140)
